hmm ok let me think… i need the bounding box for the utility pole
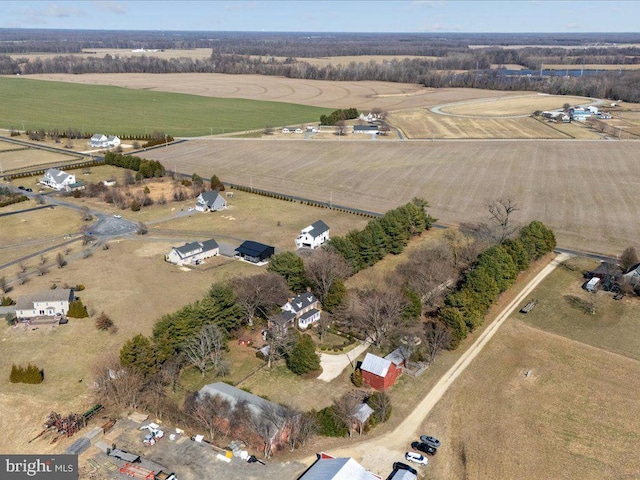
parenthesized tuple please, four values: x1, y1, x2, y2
(330, 191, 333, 209)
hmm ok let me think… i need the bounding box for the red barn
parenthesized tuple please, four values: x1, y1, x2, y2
(360, 353, 402, 390)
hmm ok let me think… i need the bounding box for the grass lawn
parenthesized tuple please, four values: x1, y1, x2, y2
(518, 256, 640, 360)
(0, 77, 334, 137)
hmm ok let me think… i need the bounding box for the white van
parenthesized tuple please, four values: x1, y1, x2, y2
(585, 277, 600, 292)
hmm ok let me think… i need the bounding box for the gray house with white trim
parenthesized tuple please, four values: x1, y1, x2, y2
(195, 190, 227, 212)
(166, 239, 219, 266)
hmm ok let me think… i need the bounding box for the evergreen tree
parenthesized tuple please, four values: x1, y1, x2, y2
(120, 334, 157, 376)
(67, 299, 88, 318)
(267, 252, 307, 292)
(286, 334, 320, 375)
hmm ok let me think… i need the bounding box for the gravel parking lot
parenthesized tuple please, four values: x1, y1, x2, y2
(82, 419, 306, 480)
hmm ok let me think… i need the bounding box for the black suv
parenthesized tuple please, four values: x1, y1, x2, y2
(411, 441, 438, 456)
(392, 462, 418, 476)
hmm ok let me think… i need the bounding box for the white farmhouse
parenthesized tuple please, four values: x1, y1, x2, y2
(282, 292, 321, 330)
(41, 168, 76, 190)
(15, 289, 74, 321)
(166, 239, 219, 266)
(90, 134, 121, 148)
(295, 220, 330, 249)
(195, 190, 227, 212)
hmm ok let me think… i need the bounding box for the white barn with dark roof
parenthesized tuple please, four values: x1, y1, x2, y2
(296, 220, 330, 249)
(166, 239, 219, 266)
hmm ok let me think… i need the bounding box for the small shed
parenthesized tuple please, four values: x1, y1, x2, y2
(235, 241, 275, 263)
(238, 336, 252, 347)
(360, 353, 402, 391)
(585, 277, 600, 292)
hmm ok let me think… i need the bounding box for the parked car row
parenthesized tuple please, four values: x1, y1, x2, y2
(402, 435, 442, 471)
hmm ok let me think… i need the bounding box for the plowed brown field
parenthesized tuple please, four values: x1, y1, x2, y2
(147, 138, 640, 255)
(21, 73, 525, 111)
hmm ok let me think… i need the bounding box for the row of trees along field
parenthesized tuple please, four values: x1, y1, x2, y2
(99, 197, 555, 454)
(103, 152, 165, 178)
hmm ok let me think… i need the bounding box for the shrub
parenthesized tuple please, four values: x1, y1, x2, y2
(351, 368, 363, 387)
(5, 313, 17, 326)
(75, 284, 85, 291)
(9, 363, 44, 384)
(95, 312, 114, 331)
(68, 299, 89, 318)
(1, 296, 16, 306)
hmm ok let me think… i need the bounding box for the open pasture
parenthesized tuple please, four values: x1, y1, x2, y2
(0, 141, 82, 173)
(423, 319, 640, 480)
(19, 73, 528, 111)
(0, 77, 333, 137)
(388, 109, 569, 139)
(438, 94, 591, 116)
(146, 138, 640, 256)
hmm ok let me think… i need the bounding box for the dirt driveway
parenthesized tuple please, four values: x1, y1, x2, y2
(327, 253, 569, 475)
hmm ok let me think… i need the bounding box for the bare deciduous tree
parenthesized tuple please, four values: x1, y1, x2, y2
(182, 324, 225, 377)
(332, 392, 362, 438)
(263, 326, 296, 369)
(304, 248, 352, 305)
(187, 392, 233, 441)
(487, 198, 519, 243)
(92, 353, 144, 409)
(18, 262, 28, 273)
(423, 321, 452, 364)
(80, 206, 92, 222)
(619, 246, 639, 272)
(36, 264, 49, 276)
(352, 287, 407, 347)
(0, 276, 10, 294)
(232, 273, 288, 326)
(56, 252, 66, 268)
(16, 270, 28, 285)
(287, 411, 318, 451)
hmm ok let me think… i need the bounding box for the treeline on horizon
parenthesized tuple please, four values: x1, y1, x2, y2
(1, 30, 640, 101)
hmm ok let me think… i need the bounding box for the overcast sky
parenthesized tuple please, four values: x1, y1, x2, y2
(1, 1, 638, 33)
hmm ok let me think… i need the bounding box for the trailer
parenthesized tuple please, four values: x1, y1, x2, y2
(119, 463, 155, 480)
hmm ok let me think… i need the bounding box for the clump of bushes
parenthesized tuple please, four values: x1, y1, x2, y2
(95, 312, 114, 331)
(68, 299, 89, 318)
(10, 364, 44, 384)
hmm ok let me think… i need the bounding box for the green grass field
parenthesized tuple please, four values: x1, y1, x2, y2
(0, 77, 333, 137)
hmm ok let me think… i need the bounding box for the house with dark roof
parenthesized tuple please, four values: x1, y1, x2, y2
(198, 382, 293, 456)
(15, 289, 74, 321)
(360, 352, 402, 390)
(41, 168, 76, 190)
(165, 239, 219, 266)
(235, 241, 274, 264)
(195, 190, 227, 212)
(268, 310, 297, 332)
(297, 452, 382, 480)
(295, 220, 330, 249)
(282, 292, 321, 329)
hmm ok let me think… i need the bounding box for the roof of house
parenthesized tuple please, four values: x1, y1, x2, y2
(354, 125, 379, 131)
(271, 311, 296, 326)
(286, 292, 318, 313)
(298, 456, 380, 480)
(384, 346, 410, 366)
(351, 403, 374, 424)
(590, 262, 620, 276)
(173, 239, 219, 257)
(46, 168, 73, 182)
(107, 135, 120, 141)
(15, 289, 73, 310)
(388, 469, 417, 480)
(198, 190, 224, 206)
(360, 353, 392, 378)
(91, 134, 106, 140)
(199, 382, 279, 419)
(299, 308, 320, 322)
(302, 220, 329, 238)
(236, 240, 274, 258)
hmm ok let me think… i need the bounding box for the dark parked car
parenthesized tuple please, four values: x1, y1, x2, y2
(420, 435, 442, 449)
(412, 441, 438, 456)
(25, 188, 33, 192)
(18, 186, 25, 190)
(392, 462, 418, 476)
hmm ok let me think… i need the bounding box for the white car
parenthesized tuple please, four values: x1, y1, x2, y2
(113, 214, 122, 219)
(405, 451, 428, 465)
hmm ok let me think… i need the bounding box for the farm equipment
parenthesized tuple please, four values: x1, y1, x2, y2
(28, 404, 103, 444)
(119, 463, 155, 480)
(140, 423, 164, 446)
